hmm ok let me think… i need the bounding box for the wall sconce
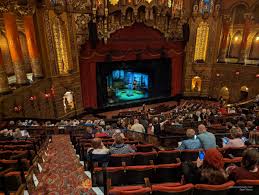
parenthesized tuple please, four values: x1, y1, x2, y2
(235, 71, 240, 75)
(216, 73, 220, 77)
(256, 74, 259, 78)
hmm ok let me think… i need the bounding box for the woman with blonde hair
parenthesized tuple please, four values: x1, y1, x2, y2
(222, 127, 245, 148)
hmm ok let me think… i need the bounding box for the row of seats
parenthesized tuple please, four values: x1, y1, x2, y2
(86, 148, 246, 168)
(108, 180, 259, 195)
(0, 134, 47, 194)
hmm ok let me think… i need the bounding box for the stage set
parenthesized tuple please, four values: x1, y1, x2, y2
(79, 23, 185, 110)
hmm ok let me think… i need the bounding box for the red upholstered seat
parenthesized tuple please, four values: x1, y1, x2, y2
(152, 183, 194, 195)
(109, 153, 135, 167)
(157, 150, 180, 164)
(180, 149, 202, 162)
(109, 186, 152, 195)
(153, 163, 182, 183)
(125, 165, 155, 185)
(134, 151, 157, 165)
(223, 157, 242, 168)
(194, 181, 235, 195)
(223, 146, 247, 158)
(136, 144, 154, 152)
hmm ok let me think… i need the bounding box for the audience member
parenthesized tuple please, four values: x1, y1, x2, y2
(130, 119, 145, 133)
(227, 148, 259, 181)
(178, 129, 201, 150)
(87, 138, 110, 169)
(223, 127, 245, 148)
(182, 148, 228, 185)
(109, 135, 135, 154)
(197, 124, 216, 149)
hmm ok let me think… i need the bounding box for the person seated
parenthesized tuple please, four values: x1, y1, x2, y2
(177, 129, 202, 150)
(13, 128, 22, 139)
(130, 119, 145, 133)
(223, 127, 245, 148)
(83, 127, 93, 139)
(109, 135, 135, 154)
(87, 138, 110, 169)
(112, 129, 125, 139)
(182, 148, 228, 185)
(197, 124, 216, 149)
(227, 148, 259, 181)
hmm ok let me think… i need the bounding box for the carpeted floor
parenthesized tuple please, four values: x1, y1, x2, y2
(34, 135, 95, 195)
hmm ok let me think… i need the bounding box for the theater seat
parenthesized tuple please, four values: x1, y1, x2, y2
(194, 181, 235, 195)
(134, 152, 157, 165)
(153, 163, 182, 183)
(180, 149, 201, 162)
(157, 150, 180, 164)
(126, 165, 155, 185)
(233, 180, 259, 195)
(109, 153, 135, 167)
(224, 147, 247, 158)
(136, 144, 154, 152)
(152, 183, 194, 195)
(106, 167, 127, 186)
(109, 186, 152, 195)
(223, 157, 242, 168)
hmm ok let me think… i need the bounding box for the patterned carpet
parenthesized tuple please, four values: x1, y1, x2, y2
(34, 135, 95, 195)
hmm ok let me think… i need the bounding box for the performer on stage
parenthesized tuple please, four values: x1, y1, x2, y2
(133, 79, 137, 90)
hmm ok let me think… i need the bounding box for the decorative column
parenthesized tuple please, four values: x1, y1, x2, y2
(0, 49, 11, 94)
(3, 12, 28, 85)
(218, 15, 231, 62)
(239, 13, 254, 63)
(23, 15, 43, 78)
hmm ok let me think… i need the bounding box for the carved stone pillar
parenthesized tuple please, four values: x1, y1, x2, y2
(0, 48, 10, 94)
(239, 13, 254, 63)
(218, 15, 231, 62)
(24, 15, 43, 78)
(3, 12, 28, 85)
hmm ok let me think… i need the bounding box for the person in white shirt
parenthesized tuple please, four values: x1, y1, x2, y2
(130, 119, 145, 133)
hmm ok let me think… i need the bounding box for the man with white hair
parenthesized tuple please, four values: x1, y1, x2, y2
(130, 119, 145, 133)
(197, 124, 216, 149)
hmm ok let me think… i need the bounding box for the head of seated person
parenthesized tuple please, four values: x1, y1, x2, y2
(227, 148, 259, 181)
(177, 129, 201, 150)
(110, 134, 135, 154)
(201, 149, 228, 184)
(182, 148, 227, 185)
(83, 127, 93, 139)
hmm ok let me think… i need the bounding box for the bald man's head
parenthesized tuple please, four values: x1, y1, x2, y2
(198, 124, 207, 134)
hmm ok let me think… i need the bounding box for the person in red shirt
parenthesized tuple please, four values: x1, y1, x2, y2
(227, 148, 259, 181)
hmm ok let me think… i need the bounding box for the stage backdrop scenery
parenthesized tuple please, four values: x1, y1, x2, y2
(80, 23, 185, 109)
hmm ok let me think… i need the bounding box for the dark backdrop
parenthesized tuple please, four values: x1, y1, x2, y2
(96, 58, 172, 108)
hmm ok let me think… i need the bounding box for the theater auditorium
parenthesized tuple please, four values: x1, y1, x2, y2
(0, 0, 259, 194)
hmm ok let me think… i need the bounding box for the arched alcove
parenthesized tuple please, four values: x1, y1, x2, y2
(249, 33, 259, 59)
(228, 31, 242, 58)
(240, 85, 249, 100)
(0, 32, 14, 76)
(191, 76, 202, 92)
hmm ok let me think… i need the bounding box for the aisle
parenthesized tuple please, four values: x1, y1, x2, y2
(34, 135, 95, 195)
